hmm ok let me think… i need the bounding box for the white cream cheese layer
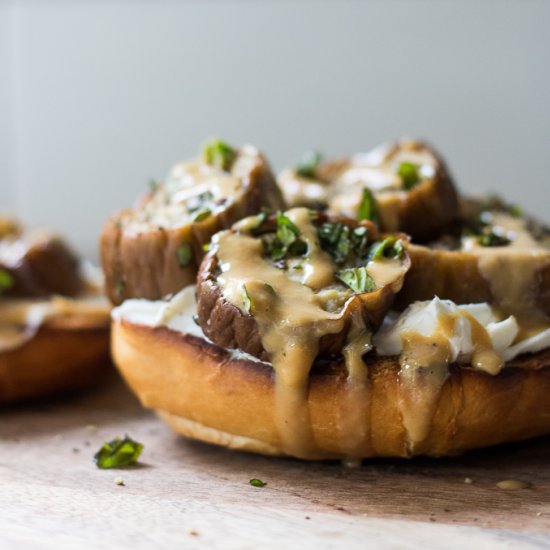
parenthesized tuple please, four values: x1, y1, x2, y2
(115, 290, 550, 369)
(374, 297, 550, 366)
(0, 263, 110, 352)
(113, 286, 267, 364)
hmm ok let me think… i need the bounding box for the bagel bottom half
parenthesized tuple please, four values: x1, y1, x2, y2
(112, 319, 550, 460)
(0, 319, 111, 404)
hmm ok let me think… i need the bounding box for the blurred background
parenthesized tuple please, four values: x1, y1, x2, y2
(0, 0, 548, 259)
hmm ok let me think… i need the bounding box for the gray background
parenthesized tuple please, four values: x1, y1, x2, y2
(1, 0, 549, 258)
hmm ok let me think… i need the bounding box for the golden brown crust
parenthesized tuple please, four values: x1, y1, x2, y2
(0, 319, 111, 404)
(112, 319, 550, 459)
(101, 152, 285, 305)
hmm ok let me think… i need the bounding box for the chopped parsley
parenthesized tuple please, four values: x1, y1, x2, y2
(368, 237, 405, 261)
(296, 150, 322, 179)
(477, 231, 511, 247)
(193, 208, 212, 222)
(317, 222, 351, 264)
(397, 161, 421, 190)
(357, 188, 379, 224)
(148, 179, 160, 193)
(262, 212, 308, 262)
(176, 243, 193, 267)
(203, 139, 237, 172)
(114, 277, 125, 300)
(337, 267, 376, 293)
(94, 435, 143, 469)
(249, 478, 267, 488)
(187, 191, 215, 214)
(242, 284, 253, 313)
(0, 269, 14, 293)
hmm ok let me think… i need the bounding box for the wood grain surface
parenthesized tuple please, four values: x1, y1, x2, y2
(0, 373, 549, 549)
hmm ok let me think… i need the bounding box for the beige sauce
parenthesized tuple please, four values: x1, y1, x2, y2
(465, 212, 550, 336)
(125, 147, 259, 234)
(367, 258, 405, 288)
(0, 294, 110, 352)
(216, 222, 343, 457)
(397, 309, 502, 452)
(328, 140, 437, 221)
(338, 307, 373, 461)
(277, 169, 329, 208)
(216, 207, 405, 458)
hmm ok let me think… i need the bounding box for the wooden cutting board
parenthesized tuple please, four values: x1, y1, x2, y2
(1, 373, 549, 549)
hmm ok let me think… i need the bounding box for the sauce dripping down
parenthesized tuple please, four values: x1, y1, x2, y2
(216, 208, 406, 458)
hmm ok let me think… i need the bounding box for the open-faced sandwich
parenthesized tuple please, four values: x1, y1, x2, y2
(105, 138, 550, 461)
(0, 217, 111, 403)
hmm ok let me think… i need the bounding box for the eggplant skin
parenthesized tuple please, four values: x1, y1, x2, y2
(396, 244, 550, 316)
(196, 217, 410, 362)
(101, 151, 285, 305)
(319, 140, 459, 243)
(2, 235, 82, 298)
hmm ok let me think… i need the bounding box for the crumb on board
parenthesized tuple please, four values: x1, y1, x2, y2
(115, 477, 125, 486)
(464, 477, 473, 484)
(186, 529, 199, 537)
(496, 479, 532, 490)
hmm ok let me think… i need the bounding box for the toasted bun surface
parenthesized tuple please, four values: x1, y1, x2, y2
(0, 316, 111, 404)
(112, 319, 550, 459)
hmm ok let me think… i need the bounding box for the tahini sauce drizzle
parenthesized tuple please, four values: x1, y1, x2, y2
(463, 212, 550, 336)
(328, 141, 438, 229)
(216, 208, 405, 458)
(125, 148, 259, 234)
(397, 309, 502, 453)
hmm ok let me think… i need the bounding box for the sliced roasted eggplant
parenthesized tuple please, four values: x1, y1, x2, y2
(396, 198, 550, 320)
(278, 140, 458, 242)
(197, 207, 410, 361)
(0, 229, 82, 298)
(101, 140, 285, 304)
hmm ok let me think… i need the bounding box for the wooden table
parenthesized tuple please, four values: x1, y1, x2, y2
(1, 374, 549, 549)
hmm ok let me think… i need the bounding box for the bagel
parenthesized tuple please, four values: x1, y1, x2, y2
(277, 139, 458, 242)
(0, 219, 111, 404)
(111, 286, 550, 459)
(105, 141, 550, 462)
(101, 140, 285, 305)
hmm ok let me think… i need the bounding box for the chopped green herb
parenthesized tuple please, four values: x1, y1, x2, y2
(148, 179, 160, 193)
(478, 231, 511, 247)
(337, 267, 376, 294)
(242, 284, 253, 313)
(263, 212, 308, 262)
(369, 237, 405, 261)
(358, 188, 379, 224)
(0, 269, 14, 293)
(193, 208, 212, 222)
(509, 204, 522, 218)
(397, 162, 421, 190)
(350, 226, 370, 258)
(187, 191, 214, 214)
(296, 150, 322, 179)
(202, 242, 211, 252)
(249, 478, 267, 488)
(94, 435, 143, 469)
(264, 283, 276, 296)
(318, 222, 351, 264)
(176, 243, 193, 267)
(203, 139, 237, 172)
(115, 277, 125, 299)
